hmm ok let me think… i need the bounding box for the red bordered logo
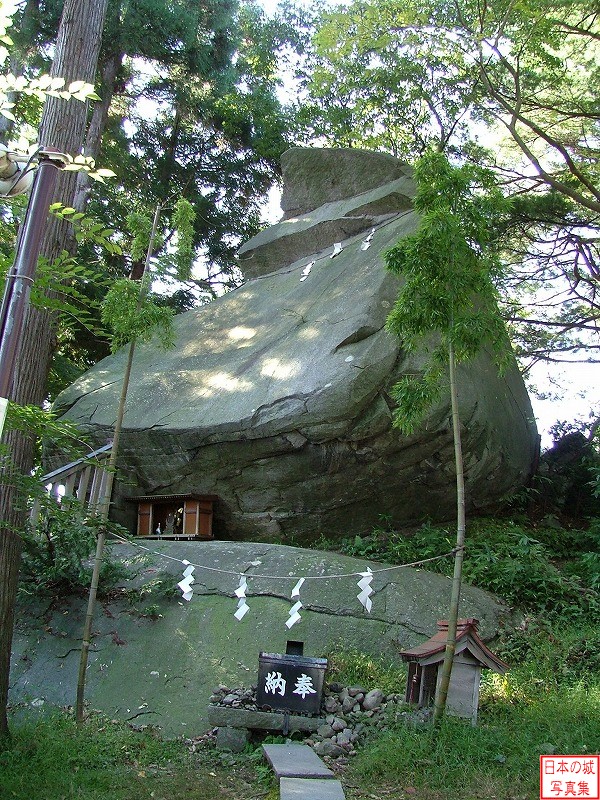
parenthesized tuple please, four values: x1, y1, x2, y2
(540, 755, 600, 799)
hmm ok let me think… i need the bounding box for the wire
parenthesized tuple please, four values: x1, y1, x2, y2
(109, 530, 457, 582)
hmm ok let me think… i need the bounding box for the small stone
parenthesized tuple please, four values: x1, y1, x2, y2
(325, 697, 340, 713)
(362, 689, 384, 710)
(352, 703, 361, 712)
(342, 697, 355, 714)
(317, 723, 335, 738)
(215, 726, 249, 753)
(336, 730, 352, 747)
(348, 686, 367, 697)
(221, 693, 238, 706)
(314, 740, 346, 758)
(329, 682, 344, 693)
(331, 718, 346, 732)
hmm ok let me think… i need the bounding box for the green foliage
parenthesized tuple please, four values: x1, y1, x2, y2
(349, 678, 600, 799)
(126, 211, 156, 264)
(385, 150, 510, 433)
(48, 203, 122, 256)
(1, 404, 94, 502)
(101, 278, 175, 352)
(19, 499, 129, 597)
(171, 197, 195, 281)
(334, 517, 600, 619)
(122, 571, 180, 609)
(0, 711, 231, 799)
(291, 0, 600, 370)
(5, 403, 89, 460)
(324, 645, 406, 695)
(492, 622, 600, 685)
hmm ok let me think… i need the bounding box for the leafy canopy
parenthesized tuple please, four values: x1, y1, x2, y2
(385, 150, 510, 432)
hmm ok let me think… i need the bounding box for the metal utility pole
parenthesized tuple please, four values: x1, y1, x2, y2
(0, 149, 67, 437)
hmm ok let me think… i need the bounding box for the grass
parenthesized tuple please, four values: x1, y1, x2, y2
(324, 645, 407, 695)
(320, 514, 600, 800)
(344, 664, 600, 799)
(0, 711, 273, 800)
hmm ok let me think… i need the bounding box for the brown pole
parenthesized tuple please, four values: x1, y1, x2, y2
(0, 150, 67, 401)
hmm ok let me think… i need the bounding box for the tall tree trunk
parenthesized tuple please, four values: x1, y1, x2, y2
(432, 339, 466, 725)
(0, 0, 109, 737)
(73, 50, 123, 212)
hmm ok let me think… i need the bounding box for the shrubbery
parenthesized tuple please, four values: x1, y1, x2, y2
(328, 517, 599, 620)
(19, 498, 129, 597)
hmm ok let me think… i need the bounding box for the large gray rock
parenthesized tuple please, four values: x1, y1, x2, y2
(279, 147, 411, 219)
(10, 541, 507, 736)
(52, 147, 538, 543)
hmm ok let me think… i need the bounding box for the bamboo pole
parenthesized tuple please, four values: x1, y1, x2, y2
(75, 204, 161, 722)
(432, 338, 466, 724)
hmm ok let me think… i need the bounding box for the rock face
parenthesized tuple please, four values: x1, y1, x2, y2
(10, 541, 507, 736)
(53, 147, 538, 543)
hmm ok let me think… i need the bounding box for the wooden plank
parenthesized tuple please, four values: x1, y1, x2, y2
(76, 466, 92, 502)
(198, 498, 214, 538)
(183, 499, 199, 536)
(40, 442, 112, 483)
(88, 468, 103, 508)
(64, 472, 77, 499)
(137, 503, 153, 537)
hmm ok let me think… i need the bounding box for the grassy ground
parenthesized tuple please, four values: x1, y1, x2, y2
(0, 711, 276, 800)
(3, 627, 598, 800)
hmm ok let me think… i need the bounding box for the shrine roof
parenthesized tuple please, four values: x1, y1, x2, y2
(126, 494, 218, 502)
(399, 618, 508, 673)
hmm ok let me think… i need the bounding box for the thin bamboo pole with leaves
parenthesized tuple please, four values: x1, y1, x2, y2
(385, 150, 510, 724)
(432, 338, 466, 723)
(75, 204, 164, 722)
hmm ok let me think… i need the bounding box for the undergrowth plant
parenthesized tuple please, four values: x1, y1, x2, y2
(19, 498, 129, 597)
(324, 644, 407, 695)
(332, 517, 600, 620)
(0, 711, 241, 799)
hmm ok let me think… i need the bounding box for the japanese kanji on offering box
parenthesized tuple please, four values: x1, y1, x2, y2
(256, 651, 328, 715)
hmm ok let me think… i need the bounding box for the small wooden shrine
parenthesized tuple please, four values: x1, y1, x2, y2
(399, 618, 508, 725)
(130, 494, 217, 540)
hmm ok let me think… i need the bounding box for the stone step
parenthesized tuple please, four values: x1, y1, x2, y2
(262, 743, 334, 780)
(280, 777, 346, 800)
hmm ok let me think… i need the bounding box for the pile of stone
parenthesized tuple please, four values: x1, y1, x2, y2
(209, 682, 405, 758)
(209, 685, 259, 710)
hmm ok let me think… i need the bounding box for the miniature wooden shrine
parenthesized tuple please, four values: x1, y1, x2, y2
(131, 494, 217, 540)
(399, 618, 508, 725)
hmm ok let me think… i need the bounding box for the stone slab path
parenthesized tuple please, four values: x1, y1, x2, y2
(262, 744, 346, 800)
(280, 777, 346, 800)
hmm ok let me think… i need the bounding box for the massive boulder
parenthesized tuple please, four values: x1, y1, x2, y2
(53, 147, 539, 543)
(10, 541, 508, 735)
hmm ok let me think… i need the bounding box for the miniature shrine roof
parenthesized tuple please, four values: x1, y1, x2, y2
(399, 618, 508, 674)
(125, 494, 218, 502)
